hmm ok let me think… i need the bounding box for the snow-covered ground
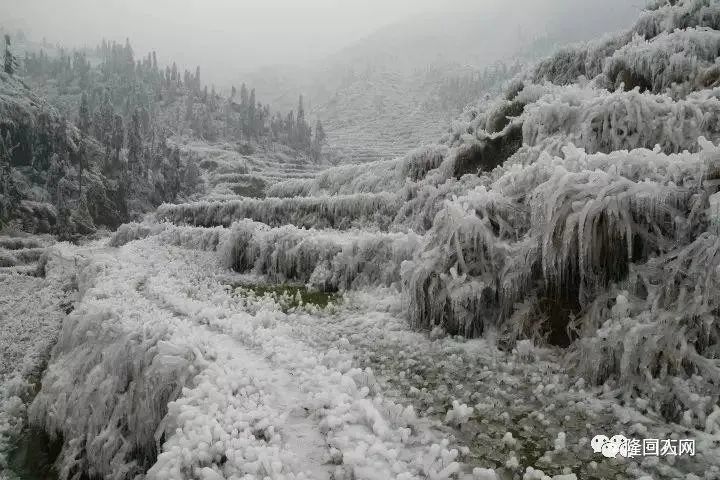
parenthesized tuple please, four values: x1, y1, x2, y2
(25, 236, 466, 480)
(2, 228, 718, 479)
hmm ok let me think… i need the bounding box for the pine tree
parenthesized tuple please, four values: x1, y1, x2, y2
(312, 119, 326, 162)
(78, 92, 91, 134)
(285, 110, 295, 145)
(297, 95, 305, 125)
(94, 91, 114, 146)
(128, 108, 143, 174)
(46, 153, 67, 204)
(240, 83, 248, 108)
(168, 147, 181, 199)
(3, 34, 17, 75)
(111, 114, 124, 166)
(77, 92, 91, 197)
(248, 88, 256, 138)
(185, 94, 194, 121)
(0, 134, 21, 224)
(295, 95, 312, 151)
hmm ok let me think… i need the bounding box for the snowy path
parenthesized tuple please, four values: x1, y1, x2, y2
(138, 261, 334, 479)
(30, 238, 464, 480)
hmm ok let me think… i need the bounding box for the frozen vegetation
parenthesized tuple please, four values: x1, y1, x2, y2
(2, 1, 720, 479)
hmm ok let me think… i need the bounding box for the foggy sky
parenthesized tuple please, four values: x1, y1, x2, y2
(0, 0, 642, 85)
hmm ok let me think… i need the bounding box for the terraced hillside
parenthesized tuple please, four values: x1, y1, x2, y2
(2, 1, 720, 480)
(169, 138, 329, 201)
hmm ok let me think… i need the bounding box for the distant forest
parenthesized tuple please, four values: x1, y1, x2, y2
(0, 31, 326, 237)
(20, 36, 327, 158)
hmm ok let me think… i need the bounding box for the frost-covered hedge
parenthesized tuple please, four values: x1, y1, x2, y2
(523, 85, 720, 154)
(636, 0, 720, 39)
(577, 231, 720, 424)
(156, 192, 402, 231)
(532, 0, 720, 90)
(603, 28, 720, 94)
(532, 32, 633, 87)
(266, 145, 448, 198)
(219, 219, 421, 290)
(110, 222, 227, 251)
(28, 254, 202, 479)
(402, 138, 719, 362)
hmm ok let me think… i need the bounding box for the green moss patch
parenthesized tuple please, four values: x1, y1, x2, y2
(228, 282, 339, 311)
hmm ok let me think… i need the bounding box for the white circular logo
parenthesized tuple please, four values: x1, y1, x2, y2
(591, 435, 609, 453)
(591, 434, 628, 458)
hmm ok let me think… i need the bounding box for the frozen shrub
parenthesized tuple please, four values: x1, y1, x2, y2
(532, 32, 633, 86)
(402, 138, 720, 347)
(28, 255, 202, 478)
(110, 222, 227, 251)
(522, 85, 720, 154)
(109, 222, 165, 247)
(604, 29, 720, 94)
(219, 219, 420, 290)
(452, 124, 523, 178)
(266, 145, 448, 198)
(577, 233, 720, 424)
(636, 0, 720, 39)
(157, 192, 402, 231)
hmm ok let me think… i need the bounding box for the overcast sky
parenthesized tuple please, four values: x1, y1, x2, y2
(0, 0, 643, 84)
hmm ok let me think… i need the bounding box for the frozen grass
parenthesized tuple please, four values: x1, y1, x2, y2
(266, 145, 448, 198)
(156, 192, 402, 231)
(219, 219, 420, 291)
(227, 283, 340, 312)
(0, 240, 77, 478)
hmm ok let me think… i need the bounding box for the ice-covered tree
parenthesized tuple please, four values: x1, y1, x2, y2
(78, 92, 91, 134)
(3, 34, 17, 75)
(127, 108, 143, 174)
(77, 92, 91, 196)
(111, 113, 124, 166)
(240, 83, 248, 108)
(248, 88, 256, 138)
(0, 135, 21, 224)
(312, 119, 326, 162)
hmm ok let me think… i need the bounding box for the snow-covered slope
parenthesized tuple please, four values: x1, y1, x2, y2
(0, 235, 79, 475)
(12, 1, 720, 479)
(168, 138, 330, 202)
(0, 72, 126, 235)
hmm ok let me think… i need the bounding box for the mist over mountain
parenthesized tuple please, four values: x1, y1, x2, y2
(240, 0, 639, 163)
